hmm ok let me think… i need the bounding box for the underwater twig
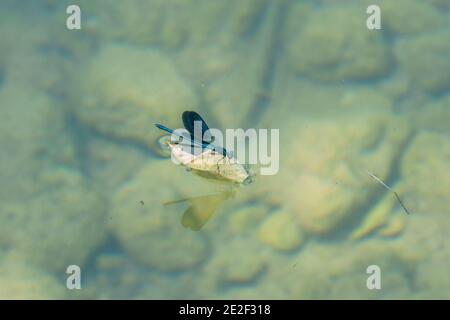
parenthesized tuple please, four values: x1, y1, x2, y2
(367, 171, 410, 215)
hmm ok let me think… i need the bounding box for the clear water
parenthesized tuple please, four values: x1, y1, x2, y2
(0, 0, 449, 299)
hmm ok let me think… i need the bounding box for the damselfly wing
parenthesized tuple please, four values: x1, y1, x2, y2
(182, 111, 214, 145)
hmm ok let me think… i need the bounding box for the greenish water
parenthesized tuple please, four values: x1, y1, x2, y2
(0, 0, 449, 299)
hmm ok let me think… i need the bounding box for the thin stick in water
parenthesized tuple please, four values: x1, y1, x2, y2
(367, 171, 410, 215)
